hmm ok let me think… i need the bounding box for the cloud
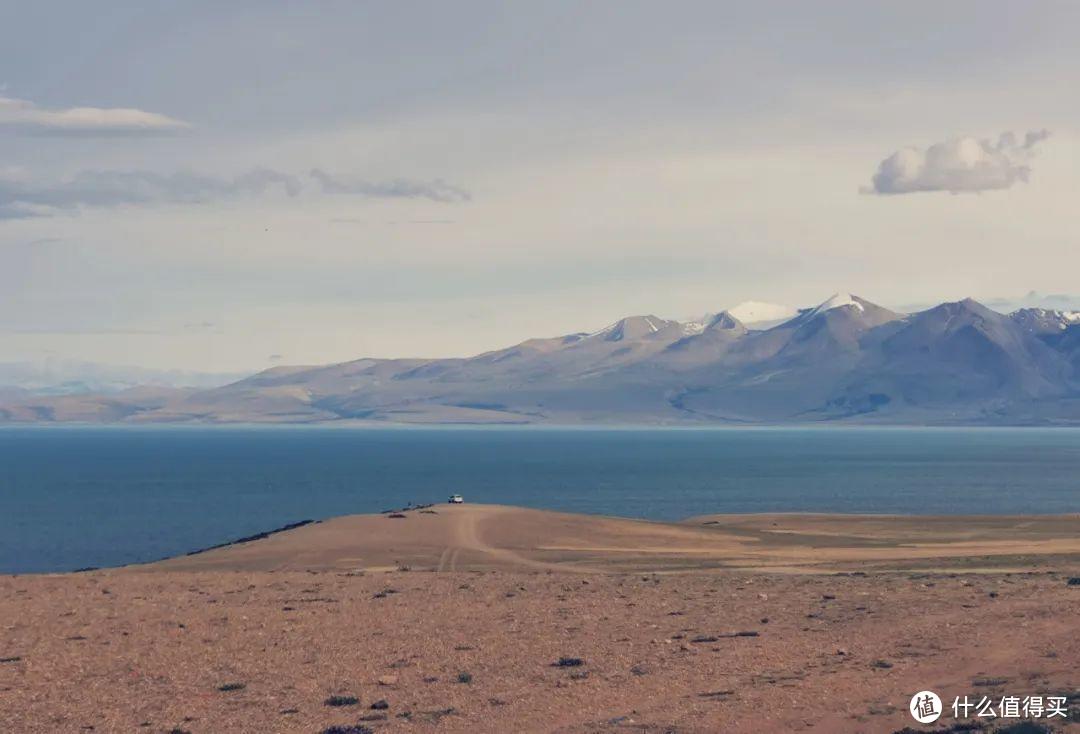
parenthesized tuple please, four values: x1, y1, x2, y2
(310, 169, 471, 202)
(1, 326, 164, 335)
(864, 129, 1050, 195)
(0, 167, 472, 219)
(0, 95, 190, 136)
(0, 168, 301, 219)
(330, 217, 457, 225)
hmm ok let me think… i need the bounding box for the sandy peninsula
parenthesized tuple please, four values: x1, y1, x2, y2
(2, 505, 1078, 733)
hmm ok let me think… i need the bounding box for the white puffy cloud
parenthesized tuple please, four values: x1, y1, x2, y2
(0, 95, 190, 136)
(865, 130, 1050, 195)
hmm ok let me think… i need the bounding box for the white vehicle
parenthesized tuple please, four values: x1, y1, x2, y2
(448, 494, 464, 504)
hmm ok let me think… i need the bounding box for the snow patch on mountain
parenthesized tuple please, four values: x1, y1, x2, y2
(588, 315, 673, 342)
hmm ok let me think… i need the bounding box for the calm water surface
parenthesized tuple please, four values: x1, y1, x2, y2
(2, 426, 1079, 573)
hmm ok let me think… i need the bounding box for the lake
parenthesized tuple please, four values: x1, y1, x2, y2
(2, 425, 1079, 574)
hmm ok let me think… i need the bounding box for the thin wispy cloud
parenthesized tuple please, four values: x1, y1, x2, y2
(310, 169, 471, 203)
(0, 95, 190, 136)
(330, 217, 457, 225)
(0, 326, 165, 335)
(0, 168, 470, 219)
(864, 130, 1051, 195)
(0, 168, 301, 219)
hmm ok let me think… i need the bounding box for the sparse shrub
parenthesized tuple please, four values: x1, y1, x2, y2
(324, 695, 359, 707)
(554, 657, 585, 667)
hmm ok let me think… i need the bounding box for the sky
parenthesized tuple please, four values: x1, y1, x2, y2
(3, 2, 1079, 373)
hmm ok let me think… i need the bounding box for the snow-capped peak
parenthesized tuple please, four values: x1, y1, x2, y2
(1010, 307, 1080, 333)
(1037, 307, 1080, 325)
(814, 293, 864, 314)
(778, 293, 868, 327)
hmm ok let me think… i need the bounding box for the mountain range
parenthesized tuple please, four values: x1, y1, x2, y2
(3, 295, 1080, 425)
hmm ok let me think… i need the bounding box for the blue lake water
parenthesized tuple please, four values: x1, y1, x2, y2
(1, 425, 1079, 574)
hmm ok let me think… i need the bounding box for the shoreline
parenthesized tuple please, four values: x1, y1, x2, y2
(6, 421, 1080, 430)
(13, 505, 1080, 577)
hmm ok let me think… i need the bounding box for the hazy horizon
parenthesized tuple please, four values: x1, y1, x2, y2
(3, 289, 1080, 377)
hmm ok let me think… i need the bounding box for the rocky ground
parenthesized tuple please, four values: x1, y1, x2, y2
(2, 569, 1078, 733)
(3, 506, 1079, 733)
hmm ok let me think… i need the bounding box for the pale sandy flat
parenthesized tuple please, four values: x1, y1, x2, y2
(148, 504, 1080, 575)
